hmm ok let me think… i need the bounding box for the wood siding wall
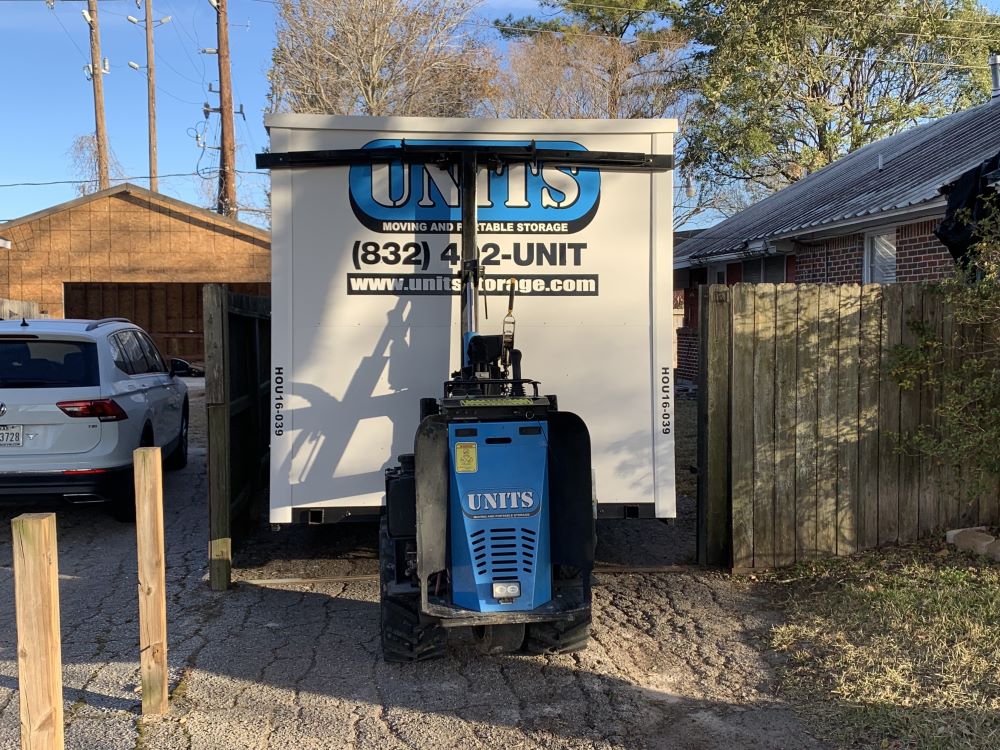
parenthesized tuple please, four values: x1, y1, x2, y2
(698, 283, 999, 569)
(0, 189, 269, 317)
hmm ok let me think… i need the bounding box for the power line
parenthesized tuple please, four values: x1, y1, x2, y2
(811, 7, 1000, 27)
(805, 22, 1000, 44)
(0, 168, 268, 189)
(47, 4, 90, 63)
(476, 19, 992, 68)
(255, 0, 997, 68)
(160, 0, 209, 85)
(815, 52, 986, 70)
(155, 49, 207, 86)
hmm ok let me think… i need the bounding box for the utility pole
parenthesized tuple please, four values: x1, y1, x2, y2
(129, 5, 170, 192)
(85, 0, 110, 190)
(214, 0, 237, 217)
(144, 0, 158, 192)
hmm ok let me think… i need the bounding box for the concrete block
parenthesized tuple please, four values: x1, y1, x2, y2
(985, 540, 1000, 563)
(952, 530, 996, 555)
(945, 526, 986, 543)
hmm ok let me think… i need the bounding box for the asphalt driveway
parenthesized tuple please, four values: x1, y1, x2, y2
(0, 388, 823, 749)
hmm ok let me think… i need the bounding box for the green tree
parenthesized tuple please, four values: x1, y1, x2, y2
(891, 200, 1000, 499)
(679, 0, 996, 192)
(492, 1, 743, 225)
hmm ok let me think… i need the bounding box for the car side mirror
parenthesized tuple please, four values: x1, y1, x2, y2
(169, 358, 193, 377)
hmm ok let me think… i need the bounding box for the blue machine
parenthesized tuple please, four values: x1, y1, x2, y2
(367, 144, 669, 661)
(254, 134, 673, 662)
(448, 421, 552, 613)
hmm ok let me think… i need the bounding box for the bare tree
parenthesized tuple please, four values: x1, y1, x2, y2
(487, 32, 684, 120)
(486, 31, 725, 227)
(269, 0, 495, 117)
(68, 134, 124, 197)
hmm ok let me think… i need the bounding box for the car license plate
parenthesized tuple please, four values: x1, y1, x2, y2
(0, 424, 24, 447)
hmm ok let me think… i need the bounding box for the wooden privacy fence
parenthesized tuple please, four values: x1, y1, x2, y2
(1, 297, 41, 319)
(204, 284, 271, 590)
(698, 282, 1000, 570)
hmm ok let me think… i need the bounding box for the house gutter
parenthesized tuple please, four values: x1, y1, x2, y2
(676, 197, 947, 269)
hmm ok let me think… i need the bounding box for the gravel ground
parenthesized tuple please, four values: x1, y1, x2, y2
(0, 384, 824, 749)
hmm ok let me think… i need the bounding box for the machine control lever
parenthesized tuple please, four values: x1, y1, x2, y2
(502, 277, 517, 369)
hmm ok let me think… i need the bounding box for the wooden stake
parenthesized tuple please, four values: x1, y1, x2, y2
(12, 513, 64, 750)
(134, 447, 168, 715)
(205, 284, 232, 591)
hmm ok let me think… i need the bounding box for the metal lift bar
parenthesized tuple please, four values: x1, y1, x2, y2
(256, 142, 673, 372)
(255, 143, 673, 172)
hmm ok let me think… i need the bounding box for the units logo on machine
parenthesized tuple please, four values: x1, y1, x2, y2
(348, 139, 601, 234)
(464, 489, 540, 519)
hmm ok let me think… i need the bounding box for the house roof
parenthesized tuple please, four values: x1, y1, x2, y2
(678, 97, 1000, 266)
(0, 183, 270, 244)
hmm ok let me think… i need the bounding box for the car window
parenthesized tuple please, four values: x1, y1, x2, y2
(119, 330, 152, 374)
(108, 334, 134, 375)
(0, 339, 100, 388)
(137, 332, 166, 373)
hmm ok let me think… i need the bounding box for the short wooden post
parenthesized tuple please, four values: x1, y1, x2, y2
(204, 283, 232, 591)
(134, 447, 168, 715)
(12, 512, 64, 750)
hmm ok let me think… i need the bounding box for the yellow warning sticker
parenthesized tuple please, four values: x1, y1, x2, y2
(455, 442, 478, 473)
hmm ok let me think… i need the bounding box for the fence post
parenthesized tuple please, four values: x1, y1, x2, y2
(12, 513, 64, 750)
(698, 284, 731, 567)
(134, 447, 169, 715)
(730, 284, 755, 570)
(204, 283, 232, 591)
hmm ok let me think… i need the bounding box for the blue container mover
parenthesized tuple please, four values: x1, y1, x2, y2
(259, 136, 672, 661)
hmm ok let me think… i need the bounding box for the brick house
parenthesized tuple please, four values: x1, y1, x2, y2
(0, 183, 270, 361)
(674, 95, 1000, 380)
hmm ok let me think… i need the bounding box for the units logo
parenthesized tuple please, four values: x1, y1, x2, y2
(464, 489, 539, 518)
(348, 139, 601, 234)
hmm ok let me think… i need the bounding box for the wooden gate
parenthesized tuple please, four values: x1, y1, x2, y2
(204, 284, 271, 590)
(698, 282, 998, 570)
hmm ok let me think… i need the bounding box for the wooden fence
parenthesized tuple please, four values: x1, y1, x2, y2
(697, 282, 999, 570)
(204, 284, 271, 590)
(1, 297, 41, 319)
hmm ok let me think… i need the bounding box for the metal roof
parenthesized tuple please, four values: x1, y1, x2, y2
(679, 97, 1000, 264)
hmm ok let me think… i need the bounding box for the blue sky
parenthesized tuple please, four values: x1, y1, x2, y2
(0, 0, 539, 225)
(2, 0, 999, 227)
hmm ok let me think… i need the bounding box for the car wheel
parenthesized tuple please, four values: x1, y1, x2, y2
(166, 402, 189, 470)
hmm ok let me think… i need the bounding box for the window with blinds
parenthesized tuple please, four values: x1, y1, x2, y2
(740, 256, 787, 283)
(865, 232, 896, 283)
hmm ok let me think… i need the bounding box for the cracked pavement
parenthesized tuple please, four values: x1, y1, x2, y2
(0, 386, 825, 749)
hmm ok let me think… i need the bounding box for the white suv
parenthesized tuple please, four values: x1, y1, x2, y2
(0, 317, 189, 520)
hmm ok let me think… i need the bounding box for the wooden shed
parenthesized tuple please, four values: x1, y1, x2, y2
(0, 183, 270, 362)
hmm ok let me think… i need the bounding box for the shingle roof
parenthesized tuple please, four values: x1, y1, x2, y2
(678, 97, 1000, 264)
(0, 183, 270, 243)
